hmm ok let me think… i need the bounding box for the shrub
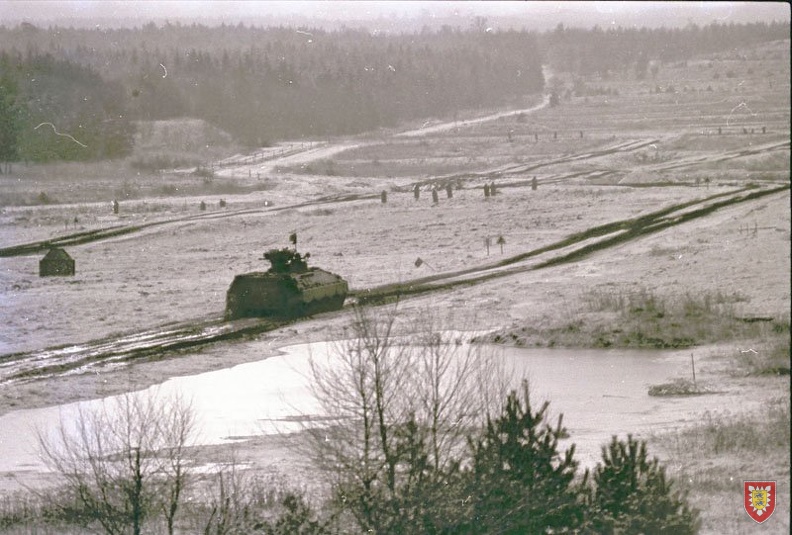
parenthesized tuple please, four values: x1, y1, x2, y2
(579, 287, 760, 348)
(0, 488, 92, 533)
(584, 435, 700, 534)
(737, 330, 790, 376)
(461, 381, 584, 534)
(331, 416, 466, 535)
(305, 308, 700, 533)
(194, 166, 214, 179)
(262, 493, 330, 535)
(648, 378, 704, 397)
(190, 468, 328, 535)
(130, 154, 198, 171)
(664, 399, 790, 457)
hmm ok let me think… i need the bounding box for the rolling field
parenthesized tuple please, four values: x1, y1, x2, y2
(0, 39, 789, 533)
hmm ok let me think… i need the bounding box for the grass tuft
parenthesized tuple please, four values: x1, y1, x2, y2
(577, 287, 767, 348)
(661, 397, 790, 457)
(493, 287, 775, 349)
(735, 327, 790, 376)
(648, 378, 708, 397)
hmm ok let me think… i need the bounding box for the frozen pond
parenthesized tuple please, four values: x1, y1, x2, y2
(0, 340, 711, 478)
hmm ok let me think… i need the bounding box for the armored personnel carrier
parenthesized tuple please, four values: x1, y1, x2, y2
(225, 248, 348, 319)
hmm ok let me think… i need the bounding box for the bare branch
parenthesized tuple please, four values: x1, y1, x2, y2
(37, 390, 196, 535)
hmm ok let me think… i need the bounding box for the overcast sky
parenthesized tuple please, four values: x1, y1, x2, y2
(0, 1, 788, 30)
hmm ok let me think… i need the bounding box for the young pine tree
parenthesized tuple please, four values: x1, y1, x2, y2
(462, 381, 584, 534)
(584, 435, 700, 534)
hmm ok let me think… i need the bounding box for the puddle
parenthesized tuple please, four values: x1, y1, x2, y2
(0, 340, 718, 478)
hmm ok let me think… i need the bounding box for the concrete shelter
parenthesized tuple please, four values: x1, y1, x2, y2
(39, 247, 75, 276)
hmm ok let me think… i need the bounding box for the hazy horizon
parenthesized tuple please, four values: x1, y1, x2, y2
(1, 1, 789, 31)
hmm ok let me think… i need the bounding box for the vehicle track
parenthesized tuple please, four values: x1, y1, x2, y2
(406, 138, 789, 192)
(1, 184, 787, 385)
(353, 185, 789, 303)
(0, 192, 378, 258)
(0, 317, 282, 385)
(7, 127, 781, 258)
(645, 140, 789, 173)
(406, 138, 660, 191)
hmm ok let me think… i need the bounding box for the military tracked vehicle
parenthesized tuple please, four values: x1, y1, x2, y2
(225, 248, 348, 319)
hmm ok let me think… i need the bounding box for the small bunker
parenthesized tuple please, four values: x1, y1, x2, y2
(39, 247, 75, 277)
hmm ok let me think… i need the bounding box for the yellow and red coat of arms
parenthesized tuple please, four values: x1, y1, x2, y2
(744, 481, 776, 523)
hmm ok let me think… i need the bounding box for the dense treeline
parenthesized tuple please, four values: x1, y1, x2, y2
(544, 21, 789, 78)
(0, 23, 543, 152)
(0, 51, 134, 163)
(0, 19, 788, 164)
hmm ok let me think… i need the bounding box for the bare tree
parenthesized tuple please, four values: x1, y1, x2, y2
(159, 393, 195, 535)
(407, 310, 511, 471)
(306, 304, 513, 530)
(308, 305, 411, 521)
(38, 390, 196, 535)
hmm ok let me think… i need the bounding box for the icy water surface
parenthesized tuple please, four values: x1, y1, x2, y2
(0, 340, 708, 476)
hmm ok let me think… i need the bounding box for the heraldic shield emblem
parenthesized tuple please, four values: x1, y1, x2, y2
(744, 481, 776, 523)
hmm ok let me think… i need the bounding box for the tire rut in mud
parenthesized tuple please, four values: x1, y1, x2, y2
(353, 184, 790, 304)
(405, 138, 661, 191)
(0, 193, 377, 258)
(0, 318, 283, 385)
